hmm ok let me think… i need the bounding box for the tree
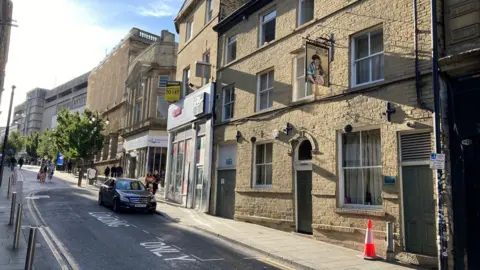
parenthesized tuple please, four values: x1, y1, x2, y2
(25, 131, 40, 158)
(55, 109, 106, 186)
(37, 129, 57, 161)
(2, 131, 25, 157)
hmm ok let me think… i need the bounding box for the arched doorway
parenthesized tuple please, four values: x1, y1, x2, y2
(295, 139, 313, 234)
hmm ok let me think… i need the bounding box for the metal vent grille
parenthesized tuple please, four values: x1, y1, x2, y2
(401, 132, 432, 161)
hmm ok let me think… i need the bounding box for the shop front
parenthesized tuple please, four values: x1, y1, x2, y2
(124, 131, 168, 196)
(165, 83, 214, 212)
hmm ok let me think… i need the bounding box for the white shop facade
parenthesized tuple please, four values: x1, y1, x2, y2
(123, 130, 168, 181)
(165, 84, 214, 212)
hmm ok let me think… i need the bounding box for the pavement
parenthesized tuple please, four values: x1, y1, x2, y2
(26, 166, 422, 270)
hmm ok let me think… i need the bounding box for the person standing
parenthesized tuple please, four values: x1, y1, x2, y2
(152, 170, 160, 195)
(18, 157, 24, 169)
(116, 165, 123, 177)
(111, 165, 117, 178)
(10, 156, 16, 171)
(104, 166, 110, 178)
(67, 160, 73, 173)
(145, 173, 155, 193)
(48, 162, 55, 181)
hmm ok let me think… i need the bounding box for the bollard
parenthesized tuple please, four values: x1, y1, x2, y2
(7, 177, 11, 199)
(386, 222, 394, 261)
(13, 204, 22, 249)
(24, 227, 38, 270)
(9, 192, 16, 225)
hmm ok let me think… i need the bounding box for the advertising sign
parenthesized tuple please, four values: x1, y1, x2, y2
(165, 81, 181, 103)
(305, 41, 330, 87)
(57, 153, 64, 166)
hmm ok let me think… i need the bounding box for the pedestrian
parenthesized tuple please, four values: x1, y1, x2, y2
(104, 166, 110, 178)
(18, 157, 24, 169)
(152, 170, 160, 195)
(116, 165, 123, 177)
(111, 165, 117, 178)
(48, 162, 55, 182)
(39, 165, 47, 183)
(67, 160, 73, 173)
(10, 156, 16, 171)
(145, 172, 154, 193)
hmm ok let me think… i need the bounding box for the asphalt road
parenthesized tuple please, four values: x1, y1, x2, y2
(22, 169, 286, 270)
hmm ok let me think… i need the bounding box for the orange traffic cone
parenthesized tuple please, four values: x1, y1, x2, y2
(363, 219, 376, 260)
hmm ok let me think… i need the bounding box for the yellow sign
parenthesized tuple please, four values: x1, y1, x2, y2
(165, 81, 181, 102)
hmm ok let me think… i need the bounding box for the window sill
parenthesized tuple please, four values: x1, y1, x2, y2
(335, 207, 386, 217)
(236, 187, 291, 194)
(349, 79, 385, 93)
(291, 96, 314, 105)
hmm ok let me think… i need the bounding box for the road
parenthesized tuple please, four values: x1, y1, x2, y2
(19, 168, 288, 270)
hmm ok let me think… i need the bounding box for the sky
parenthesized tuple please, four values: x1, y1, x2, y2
(0, 0, 183, 127)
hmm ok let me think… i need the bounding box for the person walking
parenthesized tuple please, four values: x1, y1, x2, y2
(67, 160, 73, 173)
(104, 166, 110, 178)
(10, 156, 16, 171)
(47, 162, 55, 182)
(111, 165, 117, 178)
(152, 170, 160, 195)
(145, 173, 155, 193)
(39, 164, 47, 183)
(18, 157, 24, 170)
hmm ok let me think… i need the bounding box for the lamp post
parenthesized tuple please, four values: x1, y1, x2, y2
(0, 85, 16, 187)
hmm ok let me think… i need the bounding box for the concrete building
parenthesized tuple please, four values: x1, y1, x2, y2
(18, 88, 48, 135)
(87, 28, 161, 173)
(210, 0, 444, 267)
(42, 72, 89, 131)
(122, 30, 177, 186)
(438, 0, 480, 268)
(0, 0, 13, 106)
(164, 0, 248, 212)
(12, 101, 26, 134)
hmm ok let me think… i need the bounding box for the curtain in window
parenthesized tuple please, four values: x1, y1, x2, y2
(362, 130, 381, 205)
(344, 133, 361, 204)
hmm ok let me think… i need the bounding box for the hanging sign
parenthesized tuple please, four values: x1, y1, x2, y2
(165, 81, 181, 102)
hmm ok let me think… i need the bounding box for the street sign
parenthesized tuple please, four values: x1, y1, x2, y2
(57, 153, 64, 166)
(165, 81, 181, 103)
(430, 153, 445, 170)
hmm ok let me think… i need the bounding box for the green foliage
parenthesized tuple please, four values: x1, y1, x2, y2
(3, 131, 25, 156)
(55, 109, 106, 163)
(37, 129, 57, 160)
(25, 131, 40, 158)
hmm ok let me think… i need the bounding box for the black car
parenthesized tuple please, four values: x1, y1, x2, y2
(98, 178, 157, 213)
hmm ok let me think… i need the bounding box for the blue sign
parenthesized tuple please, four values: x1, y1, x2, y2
(8, 148, 13, 153)
(57, 153, 64, 166)
(384, 176, 396, 186)
(226, 158, 233, 166)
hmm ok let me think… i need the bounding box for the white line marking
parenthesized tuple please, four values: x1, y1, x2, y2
(44, 226, 81, 269)
(190, 254, 224, 262)
(143, 229, 150, 234)
(172, 245, 182, 250)
(131, 224, 138, 228)
(156, 237, 164, 241)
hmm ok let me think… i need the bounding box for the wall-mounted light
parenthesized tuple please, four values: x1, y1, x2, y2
(272, 129, 279, 140)
(250, 136, 257, 143)
(235, 131, 242, 143)
(283, 122, 293, 135)
(384, 102, 396, 122)
(344, 124, 353, 133)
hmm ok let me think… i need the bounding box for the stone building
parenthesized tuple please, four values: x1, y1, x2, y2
(439, 0, 480, 268)
(121, 30, 177, 187)
(210, 0, 447, 267)
(164, 0, 248, 211)
(42, 72, 89, 131)
(87, 28, 160, 172)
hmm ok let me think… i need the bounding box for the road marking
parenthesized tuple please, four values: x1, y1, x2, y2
(142, 229, 150, 234)
(140, 241, 196, 262)
(131, 224, 138, 228)
(172, 245, 182, 250)
(259, 257, 296, 270)
(38, 227, 69, 270)
(25, 195, 51, 199)
(88, 212, 130, 227)
(191, 254, 224, 262)
(44, 226, 81, 270)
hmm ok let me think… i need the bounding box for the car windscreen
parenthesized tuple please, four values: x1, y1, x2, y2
(115, 180, 145, 191)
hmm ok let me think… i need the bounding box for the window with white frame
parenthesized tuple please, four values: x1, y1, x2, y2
(138, 80, 144, 97)
(156, 95, 168, 118)
(158, 75, 169, 88)
(257, 69, 274, 111)
(298, 0, 314, 26)
(205, 0, 213, 23)
(225, 35, 237, 64)
(293, 54, 312, 101)
(135, 103, 141, 123)
(222, 85, 234, 121)
(254, 143, 273, 186)
(183, 67, 190, 97)
(186, 17, 194, 41)
(202, 52, 210, 85)
(351, 28, 384, 86)
(340, 129, 382, 207)
(259, 9, 276, 46)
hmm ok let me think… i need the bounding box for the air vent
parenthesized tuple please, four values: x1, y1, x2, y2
(400, 132, 431, 161)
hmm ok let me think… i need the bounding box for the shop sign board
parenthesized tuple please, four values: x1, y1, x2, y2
(165, 81, 181, 103)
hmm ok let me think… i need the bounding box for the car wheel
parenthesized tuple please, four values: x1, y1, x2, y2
(98, 193, 103, 206)
(113, 198, 120, 213)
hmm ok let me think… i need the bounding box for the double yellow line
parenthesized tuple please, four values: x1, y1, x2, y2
(259, 257, 297, 270)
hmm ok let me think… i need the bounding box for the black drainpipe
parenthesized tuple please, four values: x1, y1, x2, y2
(413, 0, 433, 112)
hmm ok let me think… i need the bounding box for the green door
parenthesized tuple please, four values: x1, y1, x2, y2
(297, 170, 313, 234)
(402, 165, 437, 256)
(216, 170, 236, 219)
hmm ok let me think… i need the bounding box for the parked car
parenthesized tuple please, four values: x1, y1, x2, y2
(98, 178, 156, 213)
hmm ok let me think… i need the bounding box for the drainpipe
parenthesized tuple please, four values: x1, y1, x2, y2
(430, 0, 449, 267)
(413, 0, 433, 112)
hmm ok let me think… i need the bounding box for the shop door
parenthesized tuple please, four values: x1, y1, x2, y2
(216, 170, 236, 219)
(402, 165, 436, 256)
(464, 136, 480, 267)
(296, 170, 312, 234)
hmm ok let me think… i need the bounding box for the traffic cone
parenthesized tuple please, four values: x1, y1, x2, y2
(363, 219, 376, 260)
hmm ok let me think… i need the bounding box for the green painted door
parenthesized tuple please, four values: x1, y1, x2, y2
(402, 165, 437, 256)
(216, 170, 236, 219)
(297, 170, 313, 234)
